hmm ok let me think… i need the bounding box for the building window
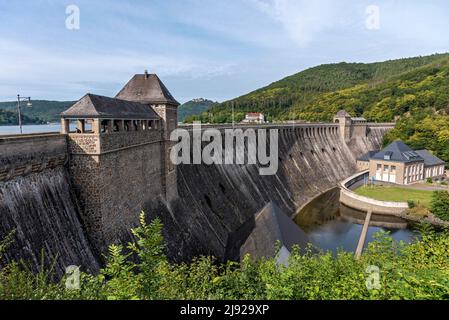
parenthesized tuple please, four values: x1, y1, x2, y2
(377, 164, 382, 171)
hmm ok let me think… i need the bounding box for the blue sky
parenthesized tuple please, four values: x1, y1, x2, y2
(0, 0, 448, 103)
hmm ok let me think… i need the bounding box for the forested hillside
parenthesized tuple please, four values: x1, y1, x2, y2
(178, 98, 217, 122)
(186, 53, 449, 166)
(0, 98, 217, 124)
(288, 57, 449, 122)
(0, 109, 45, 126)
(187, 53, 449, 123)
(0, 100, 74, 124)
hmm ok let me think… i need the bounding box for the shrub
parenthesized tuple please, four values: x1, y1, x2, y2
(407, 200, 416, 209)
(430, 191, 449, 221)
(408, 205, 430, 218)
(2, 212, 449, 300)
(0, 231, 15, 261)
(426, 178, 433, 184)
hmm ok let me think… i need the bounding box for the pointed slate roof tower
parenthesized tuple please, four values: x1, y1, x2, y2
(116, 70, 179, 202)
(115, 71, 180, 106)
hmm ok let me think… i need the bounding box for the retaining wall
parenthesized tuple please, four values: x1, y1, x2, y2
(339, 171, 408, 215)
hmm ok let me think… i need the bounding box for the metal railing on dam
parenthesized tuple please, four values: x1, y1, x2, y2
(179, 121, 395, 130)
(0, 121, 395, 137)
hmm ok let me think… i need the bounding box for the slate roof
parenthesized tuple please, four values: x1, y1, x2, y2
(61, 94, 160, 120)
(415, 150, 446, 166)
(371, 140, 423, 163)
(116, 73, 180, 106)
(336, 109, 352, 117)
(357, 151, 377, 162)
(240, 202, 310, 262)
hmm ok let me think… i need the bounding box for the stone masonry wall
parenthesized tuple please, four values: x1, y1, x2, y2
(152, 124, 395, 262)
(68, 130, 165, 255)
(100, 130, 163, 153)
(0, 134, 100, 277)
(68, 134, 100, 154)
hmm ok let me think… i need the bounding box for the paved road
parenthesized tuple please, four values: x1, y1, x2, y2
(372, 180, 448, 192)
(403, 183, 449, 192)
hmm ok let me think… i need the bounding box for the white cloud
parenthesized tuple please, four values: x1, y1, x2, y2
(248, 0, 355, 46)
(0, 38, 235, 100)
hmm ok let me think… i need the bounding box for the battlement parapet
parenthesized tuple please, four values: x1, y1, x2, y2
(67, 128, 163, 156)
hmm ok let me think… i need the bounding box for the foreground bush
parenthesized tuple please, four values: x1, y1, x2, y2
(1, 213, 449, 300)
(431, 191, 449, 221)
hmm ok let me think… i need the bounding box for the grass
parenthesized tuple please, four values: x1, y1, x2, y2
(354, 185, 434, 208)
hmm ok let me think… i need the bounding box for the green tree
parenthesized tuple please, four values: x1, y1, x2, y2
(430, 191, 449, 221)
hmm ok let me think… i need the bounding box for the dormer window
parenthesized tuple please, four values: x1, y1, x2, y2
(384, 151, 393, 160)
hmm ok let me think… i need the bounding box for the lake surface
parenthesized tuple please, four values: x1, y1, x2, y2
(0, 124, 77, 135)
(294, 188, 417, 254)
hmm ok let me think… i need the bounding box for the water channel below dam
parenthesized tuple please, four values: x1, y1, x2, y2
(293, 188, 417, 254)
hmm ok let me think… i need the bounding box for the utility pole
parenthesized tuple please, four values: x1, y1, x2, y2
(17, 95, 32, 134)
(232, 102, 234, 129)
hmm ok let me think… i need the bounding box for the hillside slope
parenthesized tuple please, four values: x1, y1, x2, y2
(178, 98, 217, 122)
(0, 100, 74, 123)
(188, 53, 449, 123)
(0, 109, 45, 125)
(0, 97, 216, 124)
(292, 56, 449, 122)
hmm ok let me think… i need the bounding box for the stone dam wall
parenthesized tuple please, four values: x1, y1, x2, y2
(68, 130, 165, 255)
(0, 124, 392, 274)
(0, 134, 100, 276)
(148, 124, 391, 262)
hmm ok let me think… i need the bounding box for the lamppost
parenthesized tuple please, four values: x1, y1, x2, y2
(17, 94, 32, 134)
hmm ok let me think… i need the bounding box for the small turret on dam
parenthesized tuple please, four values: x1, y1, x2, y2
(0, 73, 395, 274)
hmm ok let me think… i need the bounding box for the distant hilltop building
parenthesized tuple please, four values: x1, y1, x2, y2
(357, 140, 446, 185)
(242, 112, 265, 124)
(191, 98, 208, 103)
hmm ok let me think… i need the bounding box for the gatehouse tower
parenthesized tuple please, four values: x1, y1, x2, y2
(60, 72, 179, 253)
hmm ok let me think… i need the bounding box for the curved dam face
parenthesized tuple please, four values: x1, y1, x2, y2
(0, 168, 100, 276)
(0, 124, 392, 272)
(150, 125, 391, 262)
(0, 134, 100, 277)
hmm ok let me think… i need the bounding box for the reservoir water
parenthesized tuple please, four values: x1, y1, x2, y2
(294, 188, 417, 254)
(0, 124, 76, 135)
